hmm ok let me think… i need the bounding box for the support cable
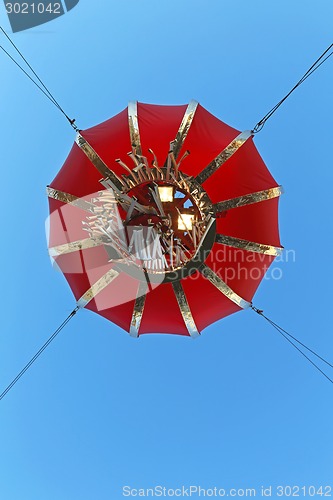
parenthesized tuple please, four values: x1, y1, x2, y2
(0, 25, 79, 131)
(251, 306, 333, 385)
(0, 307, 79, 402)
(0, 45, 65, 113)
(252, 43, 333, 133)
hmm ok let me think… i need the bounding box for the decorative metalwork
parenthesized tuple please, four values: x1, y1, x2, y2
(46, 186, 94, 212)
(215, 234, 283, 256)
(172, 281, 200, 338)
(49, 236, 106, 257)
(129, 281, 147, 338)
(199, 264, 251, 309)
(49, 137, 219, 285)
(214, 186, 283, 214)
(75, 134, 125, 191)
(112, 219, 216, 284)
(48, 169, 217, 285)
(171, 100, 198, 160)
(128, 101, 142, 156)
(95, 164, 217, 282)
(77, 268, 120, 308)
(195, 131, 252, 185)
(83, 188, 137, 264)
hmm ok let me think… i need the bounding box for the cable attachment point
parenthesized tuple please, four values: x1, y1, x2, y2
(252, 122, 265, 134)
(0, 25, 81, 133)
(251, 305, 333, 386)
(67, 117, 79, 132)
(252, 43, 333, 134)
(251, 304, 264, 315)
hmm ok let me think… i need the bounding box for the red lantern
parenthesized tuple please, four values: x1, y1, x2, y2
(47, 101, 282, 337)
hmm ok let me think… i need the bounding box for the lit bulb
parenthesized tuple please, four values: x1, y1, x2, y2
(178, 213, 195, 231)
(158, 186, 174, 202)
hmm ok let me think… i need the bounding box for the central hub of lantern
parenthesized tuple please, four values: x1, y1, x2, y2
(124, 181, 205, 273)
(85, 162, 216, 283)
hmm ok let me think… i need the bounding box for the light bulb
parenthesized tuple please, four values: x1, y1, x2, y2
(178, 213, 195, 231)
(158, 186, 174, 202)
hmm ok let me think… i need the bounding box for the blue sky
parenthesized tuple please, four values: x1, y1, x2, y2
(1, 1, 333, 499)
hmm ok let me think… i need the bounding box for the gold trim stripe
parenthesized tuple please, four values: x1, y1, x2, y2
(49, 237, 106, 257)
(195, 130, 252, 185)
(172, 100, 198, 160)
(172, 281, 200, 338)
(128, 101, 142, 156)
(75, 134, 125, 191)
(214, 186, 283, 213)
(77, 268, 120, 308)
(129, 281, 147, 338)
(199, 264, 251, 309)
(215, 234, 283, 257)
(46, 186, 94, 212)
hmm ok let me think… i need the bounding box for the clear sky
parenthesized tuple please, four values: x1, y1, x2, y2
(0, 1, 333, 499)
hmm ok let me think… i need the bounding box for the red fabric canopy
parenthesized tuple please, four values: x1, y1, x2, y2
(48, 102, 282, 336)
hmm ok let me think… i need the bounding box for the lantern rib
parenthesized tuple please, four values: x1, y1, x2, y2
(76, 268, 120, 309)
(128, 101, 142, 156)
(49, 237, 106, 257)
(171, 100, 198, 160)
(214, 186, 283, 213)
(75, 134, 125, 192)
(195, 130, 252, 185)
(215, 234, 283, 257)
(129, 281, 147, 338)
(46, 186, 94, 212)
(172, 281, 200, 338)
(199, 264, 251, 309)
